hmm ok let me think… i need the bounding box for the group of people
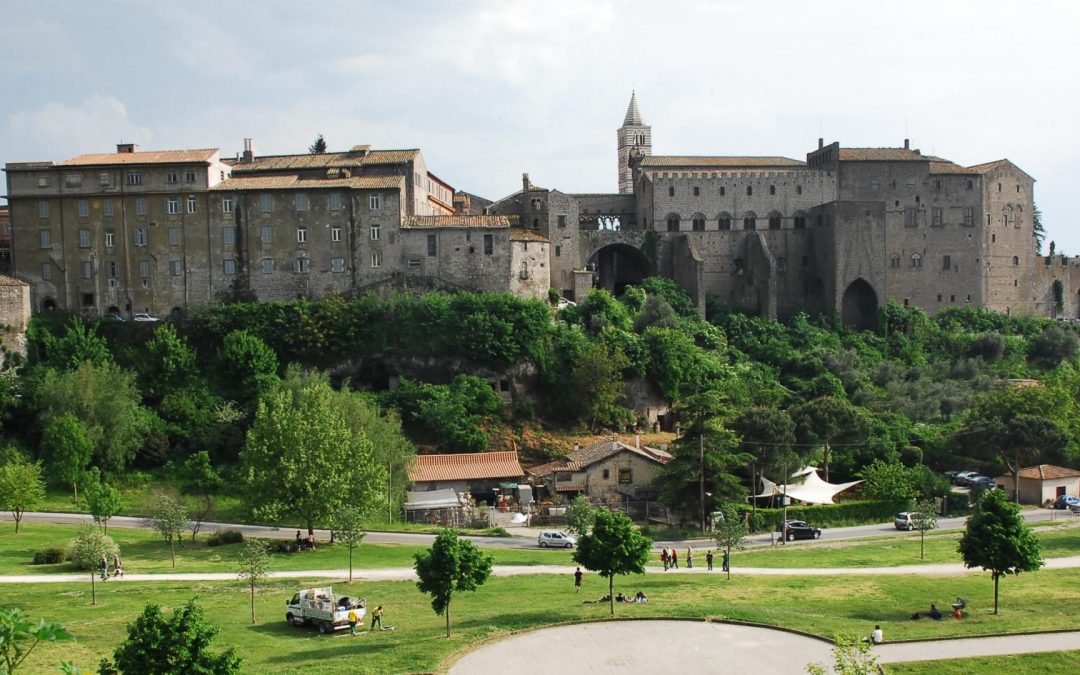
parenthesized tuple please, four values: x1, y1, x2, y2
(98, 553, 123, 580)
(659, 547, 729, 572)
(295, 531, 317, 552)
(910, 602, 963, 621)
(347, 605, 386, 636)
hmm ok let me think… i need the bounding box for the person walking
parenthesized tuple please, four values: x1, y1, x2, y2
(574, 567, 583, 593)
(370, 605, 384, 632)
(661, 547, 669, 571)
(706, 550, 714, 571)
(686, 547, 693, 569)
(722, 549, 730, 572)
(348, 607, 359, 636)
(112, 553, 123, 578)
(99, 554, 109, 581)
(670, 548, 679, 569)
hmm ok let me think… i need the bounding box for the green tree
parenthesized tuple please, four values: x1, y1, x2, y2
(959, 413, 1068, 503)
(857, 460, 916, 501)
(66, 522, 118, 605)
(180, 451, 222, 541)
(564, 495, 596, 537)
(570, 341, 631, 431)
(912, 499, 939, 560)
(1028, 326, 1078, 368)
(0, 608, 74, 674)
(83, 470, 121, 534)
(731, 406, 797, 515)
(309, 134, 327, 154)
(33, 317, 112, 372)
(633, 294, 678, 333)
(413, 529, 494, 637)
(241, 372, 386, 534)
(149, 493, 189, 568)
(806, 633, 878, 675)
(330, 506, 366, 582)
(572, 508, 652, 616)
(791, 396, 866, 481)
(237, 539, 271, 624)
(216, 330, 279, 412)
(335, 390, 415, 521)
(713, 503, 748, 580)
(0, 460, 45, 534)
(40, 413, 93, 505)
(140, 323, 199, 403)
(104, 600, 241, 674)
(958, 488, 1043, 614)
(1033, 202, 1045, 253)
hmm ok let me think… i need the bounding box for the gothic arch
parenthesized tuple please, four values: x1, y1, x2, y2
(841, 278, 878, 331)
(717, 212, 732, 230)
(691, 213, 707, 231)
(742, 211, 757, 230)
(587, 244, 652, 297)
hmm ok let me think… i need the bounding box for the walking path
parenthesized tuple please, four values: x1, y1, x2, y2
(874, 630, 1080, 663)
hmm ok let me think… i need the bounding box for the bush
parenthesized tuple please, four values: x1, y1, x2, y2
(32, 547, 67, 565)
(206, 529, 244, 547)
(737, 499, 911, 533)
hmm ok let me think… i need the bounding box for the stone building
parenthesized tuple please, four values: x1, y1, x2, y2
(0, 274, 30, 358)
(0, 206, 10, 274)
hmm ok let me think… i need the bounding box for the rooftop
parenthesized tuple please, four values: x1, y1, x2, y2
(1001, 464, 1080, 481)
(527, 439, 670, 477)
(640, 155, 805, 168)
(0, 274, 28, 287)
(408, 451, 525, 483)
(402, 215, 512, 229)
(56, 148, 220, 166)
(210, 175, 403, 191)
(509, 229, 550, 242)
(229, 149, 419, 173)
(837, 148, 926, 162)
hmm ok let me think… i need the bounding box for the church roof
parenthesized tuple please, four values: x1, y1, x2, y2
(640, 155, 805, 168)
(623, 91, 644, 126)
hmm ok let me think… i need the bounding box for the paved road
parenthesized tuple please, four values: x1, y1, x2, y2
(875, 630, 1080, 663)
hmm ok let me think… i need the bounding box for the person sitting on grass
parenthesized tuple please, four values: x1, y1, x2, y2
(929, 604, 943, 620)
(870, 625, 883, 644)
(635, 591, 648, 603)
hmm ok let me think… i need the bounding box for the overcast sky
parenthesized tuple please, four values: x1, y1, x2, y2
(3, 1, 1078, 251)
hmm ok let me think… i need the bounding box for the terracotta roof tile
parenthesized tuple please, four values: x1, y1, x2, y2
(527, 440, 669, 477)
(407, 451, 524, 483)
(1004, 464, 1080, 480)
(210, 175, 403, 191)
(0, 274, 28, 287)
(402, 215, 511, 229)
(927, 157, 976, 175)
(509, 229, 550, 242)
(640, 155, 805, 168)
(229, 149, 419, 173)
(57, 149, 219, 166)
(838, 148, 926, 161)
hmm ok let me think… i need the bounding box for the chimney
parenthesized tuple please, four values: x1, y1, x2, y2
(903, 138, 910, 150)
(116, 143, 138, 154)
(242, 138, 254, 163)
(817, 138, 823, 150)
(612, 440, 619, 452)
(573, 444, 580, 453)
(522, 172, 530, 193)
(635, 434, 641, 449)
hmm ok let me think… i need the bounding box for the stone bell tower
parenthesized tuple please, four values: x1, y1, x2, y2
(617, 91, 652, 194)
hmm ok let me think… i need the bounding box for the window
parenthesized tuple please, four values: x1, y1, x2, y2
(105, 231, 115, 248)
(107, 262, 119, 279)
(329, 193, 342, 211)
(905, 207, 917, 227)
(294, 257, 310, 273)
(531, 198, 542, 211)
(223, 227, 236, 246)
(427, 234, 437, 257)
(937, 294, 942, 302)
(169, 228, 181, 246)
(297, 228, 307, 243)
(720, 186, 726, 196)
(369, 194, 381, 210)
(555, 245, 561, 257)
(261, 258, 274, 274)
(166, 170, 178, 184)
(187, 196, 197, 214)
(963, 207, 974, 226)
(222, 197, 233, 214)
(371, 252, 381, 268)
(167, 198, 181, 215)
(77, 200, 90, 218)
(40, 230, 52, 248)
(889, 254, 900, 268)
(331, 257, 345, 273)
(746, 185, 753, 196)
(911, 253, 923, 268)
(223, 259, 237, 275)
(169, 260, 182, 276)
(931, 207, 943, 226)
(796, 185, 803, 195)
(986, 214, 991, 226)
(135, 228, 148, 246)
(41, 263, 52, 281)
(37, 175, 51, 188)
(259, 194, 273, 212)
(184, 170, 196, 183)
(943, 255, 951, 270)
(38, 201, 49, 219)
(666, 214, 680, 232)
(135, 197, 148, 216)
(261, 225, 272, 244)
(692, 215, 705, 231)
(793, 213, 807, 229)
(81, 261, 93, 279)
(618, 469, 632, 484)
(78, 229, 91, 247)
(103, 199, 114, 217)
(127, 171, 141, 185)
(718, 214, 731, 231)
(668, 187, 675, 197)
(769, 185, 776, 195)
(1012, 255, 1020, 266)
(693, 186, 700, 196)
(603, 469, 610, 480)
(370, 225, 380, 240)
(294, 194, 309, 212)
(768, 213, 782, 230)
(934, 179, 942, 191)
(557, 214, 567, 227)
(331, 227, 341, 242)
(484, 234, 493, 255)
(138, 260, 150, 278)
(743, 213, 757, 230)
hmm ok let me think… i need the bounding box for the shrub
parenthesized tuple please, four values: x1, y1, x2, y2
(32, 547, 67, 565)
(736, 499, 911, 533)
(206, 529, 244, 547)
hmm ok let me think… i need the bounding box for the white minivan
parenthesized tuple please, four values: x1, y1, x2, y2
(538, 530, 576, 548)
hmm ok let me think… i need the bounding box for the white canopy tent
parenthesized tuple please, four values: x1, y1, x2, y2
(404, 488, 462, 511)
(751, 467, 863, 505)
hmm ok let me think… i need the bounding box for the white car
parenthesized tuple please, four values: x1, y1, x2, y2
(538, 530, 576, 548)
(132, 312, 160, 322)
(556, 297, 576, 310)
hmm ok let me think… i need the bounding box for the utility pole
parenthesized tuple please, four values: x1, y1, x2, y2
(781, 458, 789, 545)
(388, 461, 393, 524)
(699, 434, 706, 533)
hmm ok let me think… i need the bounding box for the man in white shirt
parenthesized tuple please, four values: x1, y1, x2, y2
(870, 625, 884, 644)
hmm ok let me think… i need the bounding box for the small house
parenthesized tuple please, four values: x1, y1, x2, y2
(407, 451, 525, 504)
(527, 438, 671, 502)
(995, 464, 1080, 505)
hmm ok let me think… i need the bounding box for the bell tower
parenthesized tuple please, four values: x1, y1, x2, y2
(617, 91, 651, 194)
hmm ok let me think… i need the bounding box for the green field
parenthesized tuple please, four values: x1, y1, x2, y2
(884, 650, 1080, 674)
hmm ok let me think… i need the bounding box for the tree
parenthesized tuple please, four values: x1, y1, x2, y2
(241, 372, 386, 534)
(857, 460, 916, 501)
(911, 499, 939, 560)
(104, 600, 241, 674)
(33, 317, 112, 372)
(959, 413, 1068, 503)
(414, 529, 494, 637)
(40, 413, 93, 505)
(791, 396, 866, 481)
(806, 633, 878, 675)
(83, 470, 121, 534)
(570, 341, 631, 431)
(713, 503, 748, 580)
(180, 451, 222, 541)
(148, 493, 189, 568)
(237, 539, 271, 624)
(0, 608, 74, 674)
(308, 134, 327, 154)
(1033, 202, 1045, 253)
(66, 522, 118, 605)
(216, 330, 279, 413)
(330, 507, 366, 582)
(572, 508, 652, 616)
(731, 406, 797, 516)
(140, 323, 199, 403)
(564, 495, 595, 537)
(0, 460, 45, 533)
(958, 488, 1043, 614)
(1029, 326, 1078, 368)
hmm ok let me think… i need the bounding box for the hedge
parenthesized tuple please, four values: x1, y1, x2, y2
(206, 529, 244, 547)
(32, 548, 67, 565)
(735, 499, 912, 533)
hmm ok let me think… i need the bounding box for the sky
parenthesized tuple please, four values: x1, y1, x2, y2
(3, 0, 1079, 251)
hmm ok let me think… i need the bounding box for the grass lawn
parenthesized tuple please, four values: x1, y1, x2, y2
(4, 568, 1080, 674)
(0, 522, 574, 576)
(884, 650, 1080, 674)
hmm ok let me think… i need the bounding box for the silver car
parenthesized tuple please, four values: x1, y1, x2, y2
(537, 530, 576, 548)
(895, 512, 915, 530)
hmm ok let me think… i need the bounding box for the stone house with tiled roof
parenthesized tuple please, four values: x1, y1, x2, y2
(408, 451, 525, 499)
(994, 464, 1080, 505)
(527, 438, 671, 501)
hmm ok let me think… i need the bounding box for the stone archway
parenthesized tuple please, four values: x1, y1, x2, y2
(841, 278, 878, 330)
(588, 243, 651, 296)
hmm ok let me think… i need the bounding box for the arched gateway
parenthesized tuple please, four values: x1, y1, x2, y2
(841, 278, 878, 330)
(588, 244, 651, 296)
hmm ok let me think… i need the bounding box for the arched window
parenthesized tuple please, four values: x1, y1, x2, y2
(911, 253, 923, 268)
(889, 254, 901, 268)
(733, 257, 745, 273)
(793, 211, 807, 229)
(666, 214, 681, 232)
(1012, 255, 1020, 266)
(746, 185, 753, 196)
(718, 212, 732, 231)
(743, 212, 757, 230)
(668, 186, 675, 197)
(768, 211, 782, 230)
(691, 213, 706, 231)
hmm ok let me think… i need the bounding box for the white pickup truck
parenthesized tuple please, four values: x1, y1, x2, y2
(285, 587, 366, 634)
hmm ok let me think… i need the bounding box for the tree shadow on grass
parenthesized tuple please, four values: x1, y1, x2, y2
(243, 621, 400, 658)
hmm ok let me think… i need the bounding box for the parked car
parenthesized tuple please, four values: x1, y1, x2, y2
(102, 312, 125, 322)
(777, 519, 822, 541)
(953, 471, 980, 486)
(894, 512, 916, 531)
(132, 312, 160, 322)
(538, 530, 576, 548)
(1053, 495, 1080, 509)
(969, 475, 997, 489)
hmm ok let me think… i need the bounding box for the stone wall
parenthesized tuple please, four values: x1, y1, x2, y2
(0, 276, 30, 357)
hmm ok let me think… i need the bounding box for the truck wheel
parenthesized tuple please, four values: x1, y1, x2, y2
(318, 621, 331, 634)
(286, 613, 295, 626)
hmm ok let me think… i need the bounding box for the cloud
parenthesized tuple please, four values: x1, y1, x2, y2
(6, 96, 153, 157)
